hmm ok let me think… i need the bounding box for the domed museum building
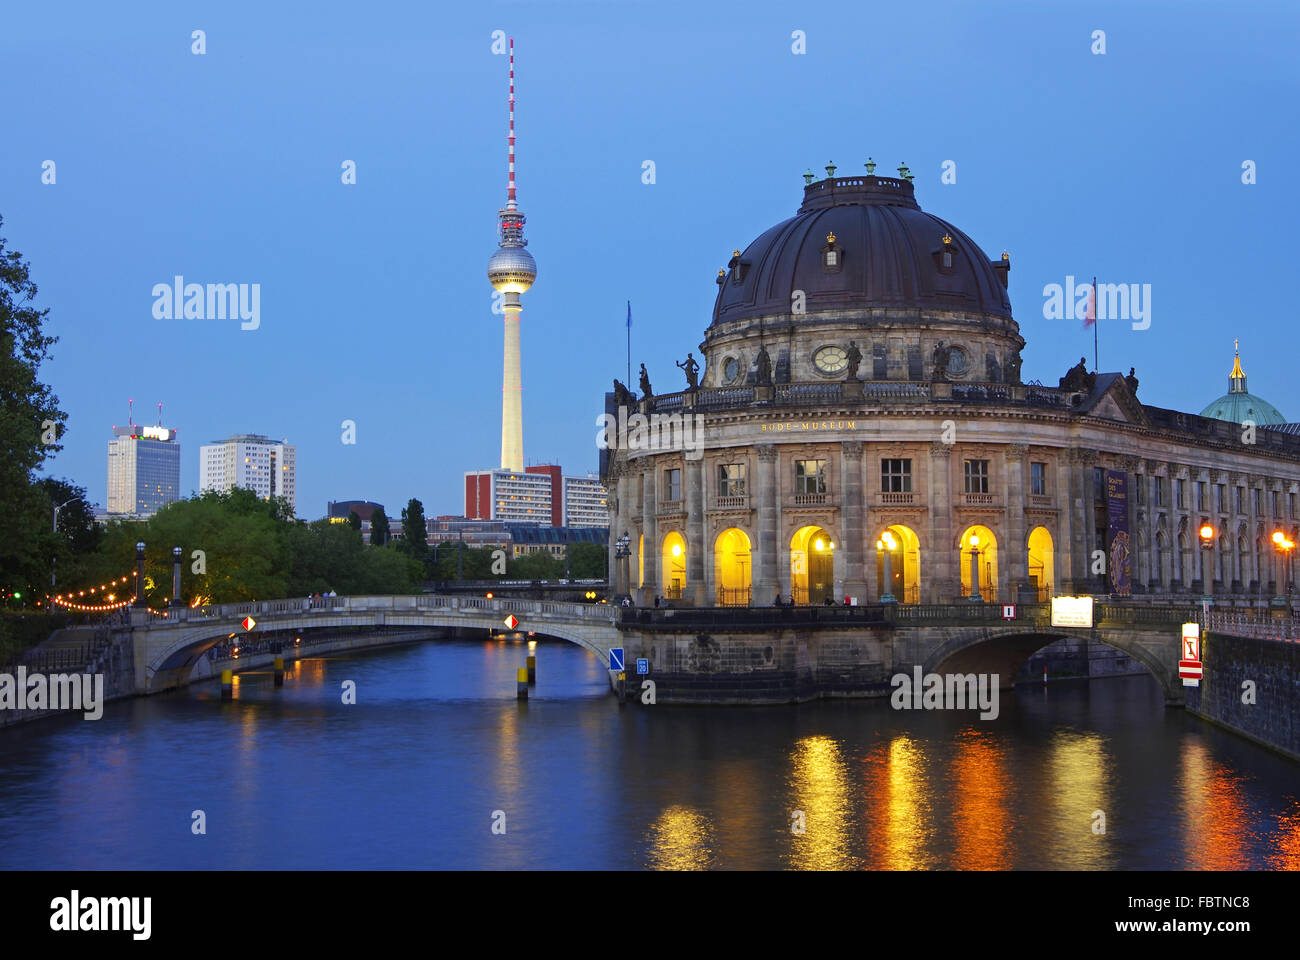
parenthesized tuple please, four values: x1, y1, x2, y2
(602, 164, 1300, 608)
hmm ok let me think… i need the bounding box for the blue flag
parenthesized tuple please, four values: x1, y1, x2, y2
(626, 301, 632, 328)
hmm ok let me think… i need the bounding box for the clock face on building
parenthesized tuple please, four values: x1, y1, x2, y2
(814, 345, 848, 374)
(724, 357, 739, 383)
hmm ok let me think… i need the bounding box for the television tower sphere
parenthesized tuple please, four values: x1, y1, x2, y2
(487, 244, 537, 293)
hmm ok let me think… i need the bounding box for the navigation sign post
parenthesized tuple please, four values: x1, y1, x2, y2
(636, 658, 649, 675)
(1180, 622, 1202, 687)
(241, 616, 256, 631)
(1001, 604, 1016, 620)
(503, 614, 519, 630)
(609, 648, 624, 672)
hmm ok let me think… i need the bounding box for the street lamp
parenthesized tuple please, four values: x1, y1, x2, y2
(171, 546, 183, 607)
(1198, 522, 1215, 597)
(134, 541, 147, 608)
(967, 534, 982, 602)
(877, 530, 897, 603)
(1271, 530, 1294, 608)
(614, 531, 631, 596)
(50, 496, 78, 589)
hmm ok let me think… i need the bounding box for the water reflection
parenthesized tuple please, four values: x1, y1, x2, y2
(645, 805, 715, 870)
(787, 735, 857, 870)
(950, 729, 1009, 870)
(861, 735, 938, 870)
(1179, 740, 1251, 870)
(1046, 730, 1113, 870)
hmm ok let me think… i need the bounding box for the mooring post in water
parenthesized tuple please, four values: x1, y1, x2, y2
(516, 666, 528, 700)
(221, 669, 233, 700)
(274, 656, 285, 687)
(526, 653, 536, 685)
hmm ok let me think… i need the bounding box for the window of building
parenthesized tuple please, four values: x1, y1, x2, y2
(964, 459, 989, 494)
(1217, 484, 1226, 513)
(1154, 479, 1164, 507)
(1197, 482, 1206, 511)
(665, 468, 681, 501)
(1031, 462, 1047, 497)
(718, 463, 747, 497)
(1254, 489, 1262, 515)
(1135, 476, 1144, 505)
(795, 459, 827, 495)
(1235, 487, 1245, 513)
(1176, 479, 1186, 509)
(1291, 492, 1297, 519)
(1094, 468, 1105, 500)
(881, 459, 912, 493)
(1273, 490, 1281, 516)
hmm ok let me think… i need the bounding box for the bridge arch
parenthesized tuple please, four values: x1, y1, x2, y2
(922, 628, 1181, 703)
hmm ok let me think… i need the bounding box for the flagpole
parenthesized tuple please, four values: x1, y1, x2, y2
(626, 300, 631, 387)
(1092, 276, 1098, 372)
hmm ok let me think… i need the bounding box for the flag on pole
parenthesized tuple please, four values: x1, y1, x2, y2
(627, 300, 632, 328)
(1082, 279, 1096, 328)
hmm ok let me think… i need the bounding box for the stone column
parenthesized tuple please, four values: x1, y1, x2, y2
(1120, 456, 1140, 595)
(840, 441, 867, 602)
(928, 441, 954, 602)
(607, 462, 623, 592)
(755, 444, 781, 601)
(686, 457, 706, 605)
(1144, 462, 1162, 592)
(640, 464, 658, 605)
(1061, 449, 1088, 594)
(1005, 444, 1028, 602)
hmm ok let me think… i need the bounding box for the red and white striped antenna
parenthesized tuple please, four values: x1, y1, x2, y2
(507, 36, 517, 209)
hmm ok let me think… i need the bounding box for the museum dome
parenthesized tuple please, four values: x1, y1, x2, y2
(1200, 344, 1287, 425)
(711, 163, 1013, 328)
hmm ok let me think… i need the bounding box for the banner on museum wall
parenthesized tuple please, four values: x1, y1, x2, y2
(1106, 470, 1131, 596)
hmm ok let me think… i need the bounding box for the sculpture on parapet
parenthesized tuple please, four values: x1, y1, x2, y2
(845, 341, 862, 380)
(1125, 367, 1139, 396)
(612, 379, 635, 406)
(676, 352, 700, 391)
(1006, 352, 1022, 385)
(1060, 356, 1095, 392)
(932, 341, 950, 380)
(639, 363, 653, 400)
(755, 344, 772, 386)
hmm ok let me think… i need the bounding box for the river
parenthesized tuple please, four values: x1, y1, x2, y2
(0, 635, 1296, 870)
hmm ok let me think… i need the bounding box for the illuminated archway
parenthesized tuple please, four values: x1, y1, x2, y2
(791, 525, 835, 605)
(661, 531, 687, 599)
(958, 525, 998, 601)
(875, 524, 921, 603)
(1027, 526, 1054, 601)
(714, 528, 752, 606)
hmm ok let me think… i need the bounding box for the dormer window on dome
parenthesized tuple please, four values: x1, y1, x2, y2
(934, 234, 957, 274)
(729, 249, 750, 284)
(821, 231, 842, 273)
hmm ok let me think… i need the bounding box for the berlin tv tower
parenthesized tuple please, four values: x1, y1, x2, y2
(486, 37, 536, 473)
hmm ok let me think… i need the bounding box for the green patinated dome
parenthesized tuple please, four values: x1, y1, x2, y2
(1199, 345, 1287, 425)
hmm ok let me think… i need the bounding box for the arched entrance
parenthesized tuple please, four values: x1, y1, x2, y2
(1027, 526, 1054, 601)
(714, 527, 752, 606)
(661, 531, 686, 599)
(875, 524, 921, 603)
(791, 525, 835, 605)
(958, 525, 998, 601)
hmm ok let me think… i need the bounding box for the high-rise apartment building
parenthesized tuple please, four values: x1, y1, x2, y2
(106, 424, 181, 517)
(199, 434, 296, 515)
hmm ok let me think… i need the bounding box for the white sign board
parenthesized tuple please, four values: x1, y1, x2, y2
(1181, 622, 1201, 662)
(1050, 596, 1094, 628)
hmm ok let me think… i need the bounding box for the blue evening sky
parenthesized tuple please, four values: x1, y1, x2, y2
(4, 1, 1296, 518)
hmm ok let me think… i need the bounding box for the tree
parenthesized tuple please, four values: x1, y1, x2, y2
(0, 217, 68, 601)
(568, 542, 608, 579)
(401, 498, 427, 559)
(37, 477, 101, 592)
(348, 510, 361, 532)
(370, 506, 390, 546)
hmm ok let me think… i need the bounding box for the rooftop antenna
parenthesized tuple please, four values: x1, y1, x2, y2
(157, 401, 163, 426)
(507, 36, 517, 210)
(128, 398, 134, 427)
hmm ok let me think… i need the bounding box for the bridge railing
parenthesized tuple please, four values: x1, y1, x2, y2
(161, 594, 618, 626)
(1206, 610, 1300, 642)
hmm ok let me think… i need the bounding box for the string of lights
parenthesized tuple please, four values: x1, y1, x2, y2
(43, 573, 135, 612)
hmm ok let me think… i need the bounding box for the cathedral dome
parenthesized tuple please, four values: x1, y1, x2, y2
(1200, 345, 1286, 425)
(711, 166, 1012, 328)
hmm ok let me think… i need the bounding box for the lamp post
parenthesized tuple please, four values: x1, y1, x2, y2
(1270, 530, 1294, 609)
(51, 496, 78, 589)
(171, 546, 183, 607)
(134, 541, 147, 608)
(967, 534, 982, 602)
(614, 531, 631, 596)
(1197, 523, 1215, 598)
(877, 530, 897, 603)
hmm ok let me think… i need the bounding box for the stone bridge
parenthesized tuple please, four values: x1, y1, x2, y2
(122, 594, 621, 694)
